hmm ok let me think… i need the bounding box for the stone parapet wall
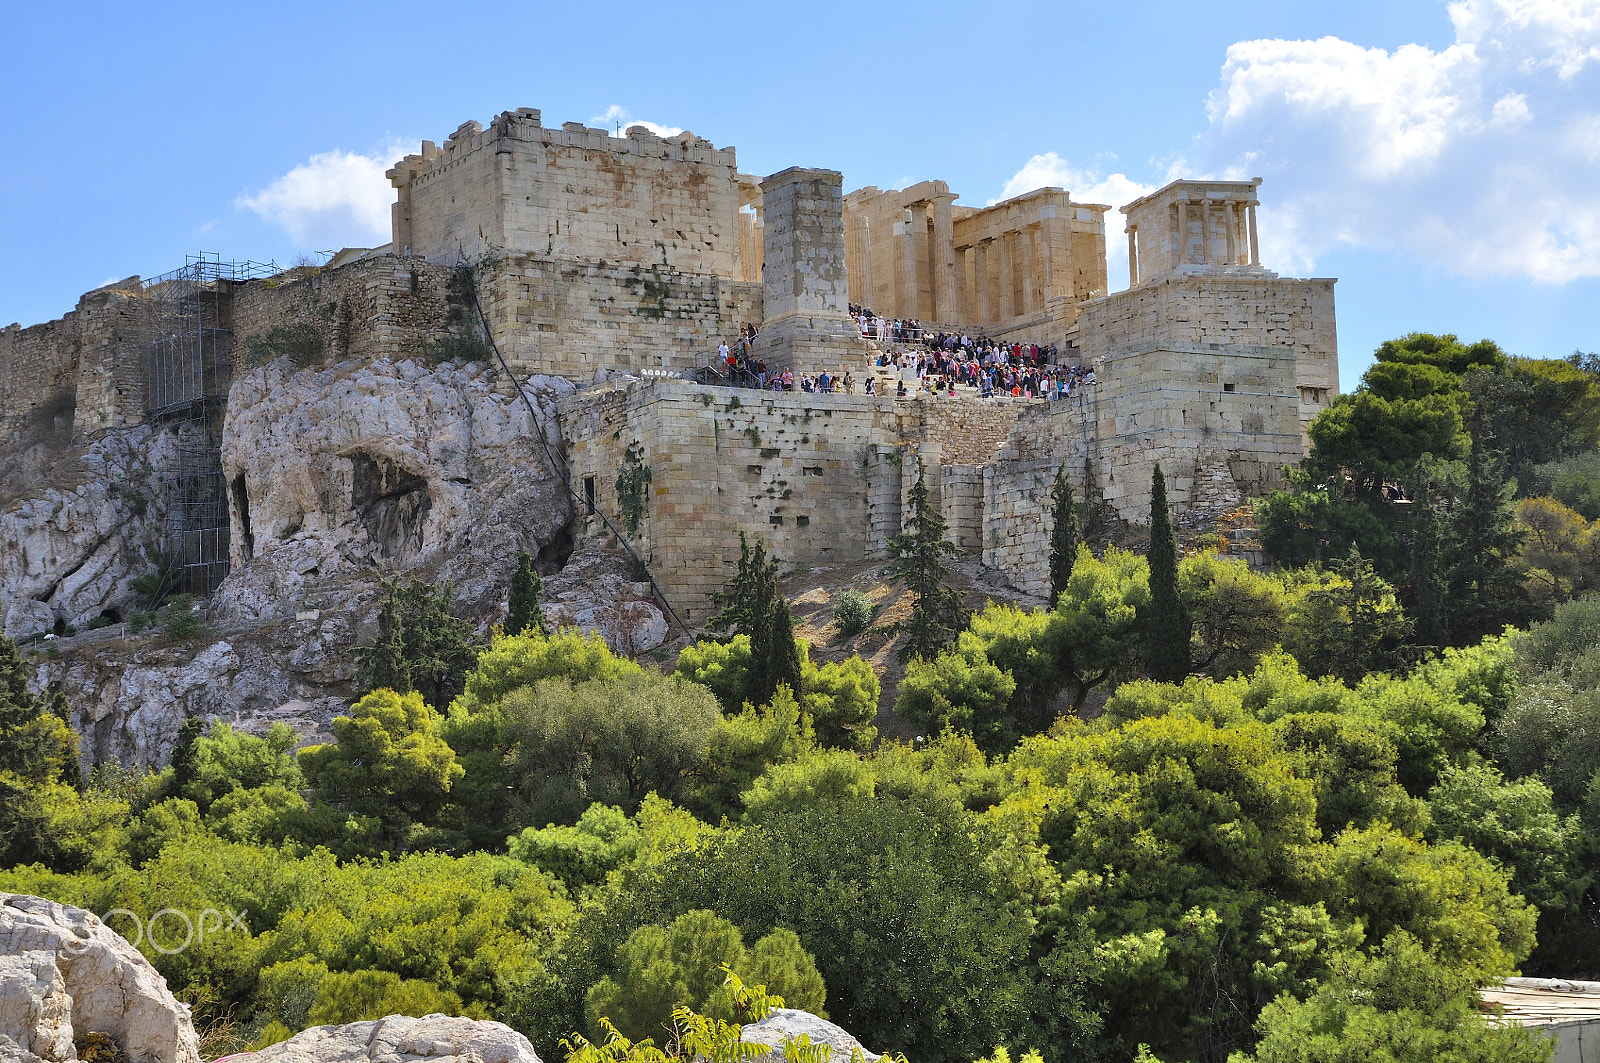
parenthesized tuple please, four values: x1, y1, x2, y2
(231, 255, 459, 367)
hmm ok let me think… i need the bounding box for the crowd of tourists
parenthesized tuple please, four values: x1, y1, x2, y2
(848, 304, 922, 344)
(711, 309, 1095, 402)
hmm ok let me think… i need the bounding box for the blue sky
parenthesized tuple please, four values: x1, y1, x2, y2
(3, 0, 1597, 387)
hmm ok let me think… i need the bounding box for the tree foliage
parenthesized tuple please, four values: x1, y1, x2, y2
(887, 473, 966, 662)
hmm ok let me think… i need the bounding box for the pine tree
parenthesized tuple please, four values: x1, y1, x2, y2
(356, 580, 480, 707)
(506, 550, 548, 637)
(888, 473, 965, 661)
(708, 535, 798, 708)
(1049, 466, 1080, 603)
(1445, 439, 1530, 645)
(1406, 470, 1447, 648)
(1145, 464, 1192, 683)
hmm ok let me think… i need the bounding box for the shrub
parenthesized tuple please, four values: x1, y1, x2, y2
(831, 590, 874, 640)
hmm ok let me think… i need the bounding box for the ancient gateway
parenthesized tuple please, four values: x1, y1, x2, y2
(2, 106, 1337, 651)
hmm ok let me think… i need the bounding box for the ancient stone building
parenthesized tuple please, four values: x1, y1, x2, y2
(3, 106, 1340, 641)
(843, 182, 1109, 347)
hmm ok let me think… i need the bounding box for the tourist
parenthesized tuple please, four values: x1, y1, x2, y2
(865, 377, 875, 396)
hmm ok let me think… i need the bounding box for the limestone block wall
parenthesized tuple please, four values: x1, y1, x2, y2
(560, 379, 906, 617)
(1086, 342, 1302, 518)
(2, 279, 148, 440)
(230, 256, 459, 367)
(477, 253, 762, 379)
(1074, 274, 1338, 435)
(912, 393, 1029, 465)
(390, 109, 744, 279)
(978, 395, 1093, 594)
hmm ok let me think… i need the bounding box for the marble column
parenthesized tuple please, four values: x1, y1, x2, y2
(1247, 202, 1260, 266)
(931, 194, 957, 323)
(1200, 199, 1212, 266)
(1224, 202, 1238, 266)
(1127, 225, 1139, 287)
(973, 240, 992, 324)
(955, 246, 973, 324)
(997, 232, 1016, 321)
(1172, 202, 1185, 269)
(895, 207, 919, 320)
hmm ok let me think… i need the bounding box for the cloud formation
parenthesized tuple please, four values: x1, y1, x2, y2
(1203, 0, 1600, 282)
(237, 144, 404, 249)
(590, 105, 684, 139)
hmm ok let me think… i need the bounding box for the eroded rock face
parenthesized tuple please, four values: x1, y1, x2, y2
(741, 1009, 880, 1063)
(0, 892, 202, 1063)
(540, 540, 670, 655)
(218, 358, 575, 626)
(236, 1015, 542, 1063)
(0, 426, 172, 640)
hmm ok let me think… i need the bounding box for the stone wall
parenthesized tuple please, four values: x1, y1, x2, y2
(230, 255, 459, 366)
(2, 279, 147, 440)
(389, 109, 744, 278)
(1084, 342, 1302, 518)
(476, 253, 761, 379)
(560, 379, 909, 617)
(1074, 273, 1338, 435)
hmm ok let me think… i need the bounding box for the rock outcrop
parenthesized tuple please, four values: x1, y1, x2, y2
(539, 539, 670, 655)
(218, 359, 575, 625)
(0, 425, 173, 640)
(0, 892, 201, 1063)
(741, 1009, 881, 1063)
(234, 1015, 542, 1063)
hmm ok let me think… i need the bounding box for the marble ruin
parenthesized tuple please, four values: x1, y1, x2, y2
(3, 105, 1340, 638)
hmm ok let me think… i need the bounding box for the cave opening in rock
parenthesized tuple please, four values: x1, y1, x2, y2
(231, 474, 254, 561)
(350, 453, 432, 561)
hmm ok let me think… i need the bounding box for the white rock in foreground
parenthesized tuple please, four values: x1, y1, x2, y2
(741, 1008, 881, 1063)
(0, 892, 201, 1063)
(231, 1014, 542, 1063)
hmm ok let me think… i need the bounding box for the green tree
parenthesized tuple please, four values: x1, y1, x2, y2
(356, 579, 481, 708)
(707, 535, 800, 709)
(1177, 550, 1285, 677)
(1144, 465, 1190, 683)
(299, 688, 463, 833)
(1280, 548, 1412, 683)
(584, 910, 826, 1043)
(1445, 439, 1530, 645)
(508, 550, 550, 637)
(505, 673, 722, 825)
(887, 474, 965, 662)
(1240, 932, 1550, 1063)
(1406, 473, 1449, 648)
(509, 802, 642, 899)
(1053, 545, 1150, 710)
(173, 721, 303, 814)
(1049, 467, 1079, 603)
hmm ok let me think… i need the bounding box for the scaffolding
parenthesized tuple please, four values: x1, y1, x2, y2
(143, 253, 276, 596)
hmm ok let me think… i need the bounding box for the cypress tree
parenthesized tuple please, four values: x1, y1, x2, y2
(357, 586, 414, 696)
(759, 595, 805, 710)
(506, 550, 548, 637)
(1145, 464, 1192, 683)
(1049, 466, 1079, 602)
(888, 473, 965, 661)
(1407, 471, 1447, 649)
(1445, 439, 1529, 645)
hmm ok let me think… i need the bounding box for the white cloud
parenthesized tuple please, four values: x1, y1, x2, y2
(589, 105, 684, 139)
(236, 142, 405, 248)
(991, 152, 1159, 291)
(1202, 0, 1600, 282)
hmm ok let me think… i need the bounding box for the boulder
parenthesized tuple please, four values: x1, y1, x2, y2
(0, 892, 201, 1063)
(741, 1008, 880, 1063)
(232, 1015, 542, 1063)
